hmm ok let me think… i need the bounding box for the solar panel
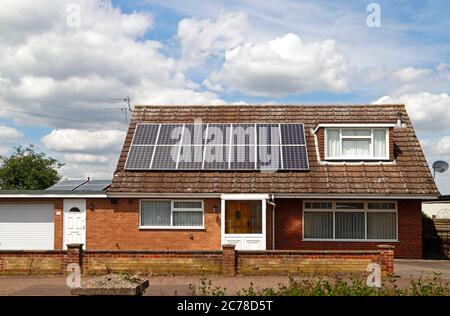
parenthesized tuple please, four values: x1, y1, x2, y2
(280, 124, 306, 145)
(133, 124, 159, 145)
(205, 124, 232, 146)
(257, 146, 281, 170)
(125, 145, 154, 169)
(46, 179, 87, 191)
(282, 145, 309, 169)
(75, 180, 111, 191)
(203, 145, 230, 170)
(124, 122, 309, 171)
(257, 124, 280, 146)
(181, 124, 207, 145)
(230, 145, 256, 170)
(151, 145, 179, 169)
(232, 124, 256, 145)
(157, 124, 184, 145)
(177, 145, 204, 170)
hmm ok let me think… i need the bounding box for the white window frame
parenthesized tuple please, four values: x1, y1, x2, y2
(325, 128, 389, 160)
(302, 200, 398, 242)
(139, 199, 204, 230)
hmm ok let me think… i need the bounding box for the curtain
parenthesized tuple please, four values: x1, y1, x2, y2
(327, 129, 340, 157)
(373, 129, 387, 157)
(367, 212, 396, 239)
(304, 212, 333, 239)
(173, 211, 203, 227)
(342, 139, 370, 157)
(141, 201, 171, 226)
(335, 212, 365, 239)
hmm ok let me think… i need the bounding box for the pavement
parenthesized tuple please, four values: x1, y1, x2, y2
(0, 260, 448, 296)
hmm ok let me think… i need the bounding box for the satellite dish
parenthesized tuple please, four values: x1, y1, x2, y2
(432, 160, 449, 178)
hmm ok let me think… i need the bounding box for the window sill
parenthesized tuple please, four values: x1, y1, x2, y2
(139, 226, 205, 230)
(303, 239, 399, 242)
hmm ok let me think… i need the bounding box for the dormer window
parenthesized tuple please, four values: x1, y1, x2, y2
(325, 128, 389, 160)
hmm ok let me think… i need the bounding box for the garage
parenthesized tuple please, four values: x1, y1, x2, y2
(0, 203, 54, 250)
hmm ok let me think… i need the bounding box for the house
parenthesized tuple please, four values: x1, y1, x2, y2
(0, 105, 440, 260)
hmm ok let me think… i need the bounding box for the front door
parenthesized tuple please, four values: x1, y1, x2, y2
(221, 195, 267, 250)
(63, 199, 86, 249)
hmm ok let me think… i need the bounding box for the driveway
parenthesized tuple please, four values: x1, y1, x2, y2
(0, 260, 448, 295)
(394, 259, 450, 279)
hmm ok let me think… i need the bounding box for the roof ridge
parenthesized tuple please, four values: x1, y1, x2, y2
(134, 104, 406, 108)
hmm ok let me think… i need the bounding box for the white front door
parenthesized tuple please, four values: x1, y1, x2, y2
(63, 199, 86, 249)
(221, 194, 267, 250)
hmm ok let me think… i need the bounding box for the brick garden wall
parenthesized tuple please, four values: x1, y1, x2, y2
(0, 244, 394, 276)
(83, 250, 223, 275)
(0, 250, 67, 275)
(274, 199, 422, 259)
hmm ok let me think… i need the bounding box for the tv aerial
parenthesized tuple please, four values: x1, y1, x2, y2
(103, 97, 133, 123)
(432, 160, 449, 178)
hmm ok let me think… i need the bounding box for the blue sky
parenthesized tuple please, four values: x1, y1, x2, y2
(0, 0, 449, 193)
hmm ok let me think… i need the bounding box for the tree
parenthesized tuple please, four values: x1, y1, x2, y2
(0, 145, 64, 190)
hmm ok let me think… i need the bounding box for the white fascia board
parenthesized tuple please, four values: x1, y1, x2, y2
(313, 123, 396, 134)
(107, 192, 222, 198)
(274, 194, 440, 200)
(221, 194, 270, 200)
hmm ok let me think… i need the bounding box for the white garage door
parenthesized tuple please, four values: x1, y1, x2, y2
(0, 203, 54, 250)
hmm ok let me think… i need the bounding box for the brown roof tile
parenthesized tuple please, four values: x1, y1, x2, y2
(109, 105, 439, 196)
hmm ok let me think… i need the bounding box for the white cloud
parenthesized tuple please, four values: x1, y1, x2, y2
(374, 92, 450, 132)
(205, 33, 350, 97)
(422, 136, 450, 157)
(177, 12, 249, 68)
(0, 0, 222, 129)
(420, 136, 450, 195)
(0, 125, 23, 142)
(63, 153, 110, 164)
(41, 129, 125, 153)
(394, 67, 432, 83)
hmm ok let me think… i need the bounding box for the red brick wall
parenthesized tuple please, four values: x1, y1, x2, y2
(85, 198, 221, 250)
(274, 199, 422, 259)
(0, 246, 394, 276)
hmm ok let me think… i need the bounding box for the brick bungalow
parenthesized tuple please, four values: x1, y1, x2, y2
(0, 105, 440, 261)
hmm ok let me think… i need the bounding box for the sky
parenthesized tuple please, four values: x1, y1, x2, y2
(0, 0, 449, 193)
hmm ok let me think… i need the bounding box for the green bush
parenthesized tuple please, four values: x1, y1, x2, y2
(192, 273, 450, 296)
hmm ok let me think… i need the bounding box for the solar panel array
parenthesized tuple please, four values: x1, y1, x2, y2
(125, 123, 309, 171)
(46, 179, 111, 191)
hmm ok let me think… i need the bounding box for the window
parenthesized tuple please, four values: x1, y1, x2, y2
(304, 211, 333, 239)
(303, 201, 397, 241)
(325, 128, 388, 160)
(140, 200, 204, 228)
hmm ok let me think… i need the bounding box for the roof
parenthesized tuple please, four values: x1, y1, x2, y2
(0, 190, 107, 198)
(109, 104, 439, 197)
(0, 179, 111, 198)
